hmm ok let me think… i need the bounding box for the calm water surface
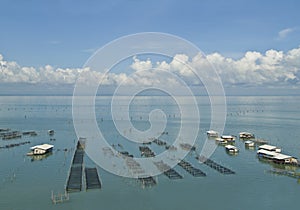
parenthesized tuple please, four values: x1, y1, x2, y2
(0, 95, 299, 210)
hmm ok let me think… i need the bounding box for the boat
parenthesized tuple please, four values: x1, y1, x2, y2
(244, 140, 255, 148)
(221, 135, 236, 142)
(225, 145, 239, 153)
(48, 130, 54, 135)
(258, 144, 281, 153)
(257, 149, 298, 165)
(239, 132, 255, 139)
(215, 137, 227, 145)
(206, 130, 219, 138)
(27, 144, 54, 156)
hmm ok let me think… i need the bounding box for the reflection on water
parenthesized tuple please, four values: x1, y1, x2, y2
(258, 157, 299, 171)
(29, 152, 53, 162)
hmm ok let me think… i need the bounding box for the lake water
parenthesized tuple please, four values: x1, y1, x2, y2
(0, 95, 300, 210)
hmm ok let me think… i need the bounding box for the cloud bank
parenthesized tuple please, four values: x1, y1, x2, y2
(1, 46, 300, 90)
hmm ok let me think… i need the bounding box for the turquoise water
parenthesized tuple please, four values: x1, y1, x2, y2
(0, 95, 300, 210)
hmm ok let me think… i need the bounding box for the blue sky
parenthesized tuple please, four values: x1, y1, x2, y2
(0, 0, 300, 95)
(1, 0, 299, 67)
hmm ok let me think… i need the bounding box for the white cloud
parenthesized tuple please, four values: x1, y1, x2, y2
(1, 46, 300, 89)
(131, 56, 152, 71)
(277, 28, 295, 40)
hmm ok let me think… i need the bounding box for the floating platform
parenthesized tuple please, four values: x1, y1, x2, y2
(138, 176, 156, 187)
(66, 141, 85, 192)
(139, 146, 155, 157)
(178, 160, 206, 177)
(72, 150, 84, 165)
(120, 151, 134, 158)
(139, 146, 182, 179)
(268, 169, 300, 179)
(66, 165, 83, 192)
(1, 131, 22, 140)
(153, 138, 167, 146)
(125, 157, 145, 175)
(0, 141, 30, 149)
(22, 131, 37, 136)
(179, 143, 196, 151)
(153, 161, 183, 179)
(197, 156, 235, 175)
(85, 167, 101, 190)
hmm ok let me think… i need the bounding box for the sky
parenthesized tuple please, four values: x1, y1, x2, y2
(0, 0, 300, 95)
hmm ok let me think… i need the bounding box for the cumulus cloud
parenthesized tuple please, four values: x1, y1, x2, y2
(131, 56, 153, 71)
(1, 46, 300, 89)
(129, 48, 300, 88)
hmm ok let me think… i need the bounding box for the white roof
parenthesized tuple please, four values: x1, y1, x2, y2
(257, 149, 277, 156)
(245, 140, 254, 144)
(221, 135, 234, 139)
(225, 145, 237, 149)
(207, 130, 218, 134)
(30, 144, 54, 150)
(257, 149, 295, 160)
(258, 144, 278, 151)
(273, 153, 292, 160)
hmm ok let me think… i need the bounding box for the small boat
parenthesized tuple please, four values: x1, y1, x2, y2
(206, 130, 219, 138)
(215, 137, 227, 145)
(239, 132, 255, 139)
(244, 140, 255, 148)
(258, 144, 281, 153)
(27, 144, 54, 156)
(225, 145, 239, 153)
(48, 130, 54, 135)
